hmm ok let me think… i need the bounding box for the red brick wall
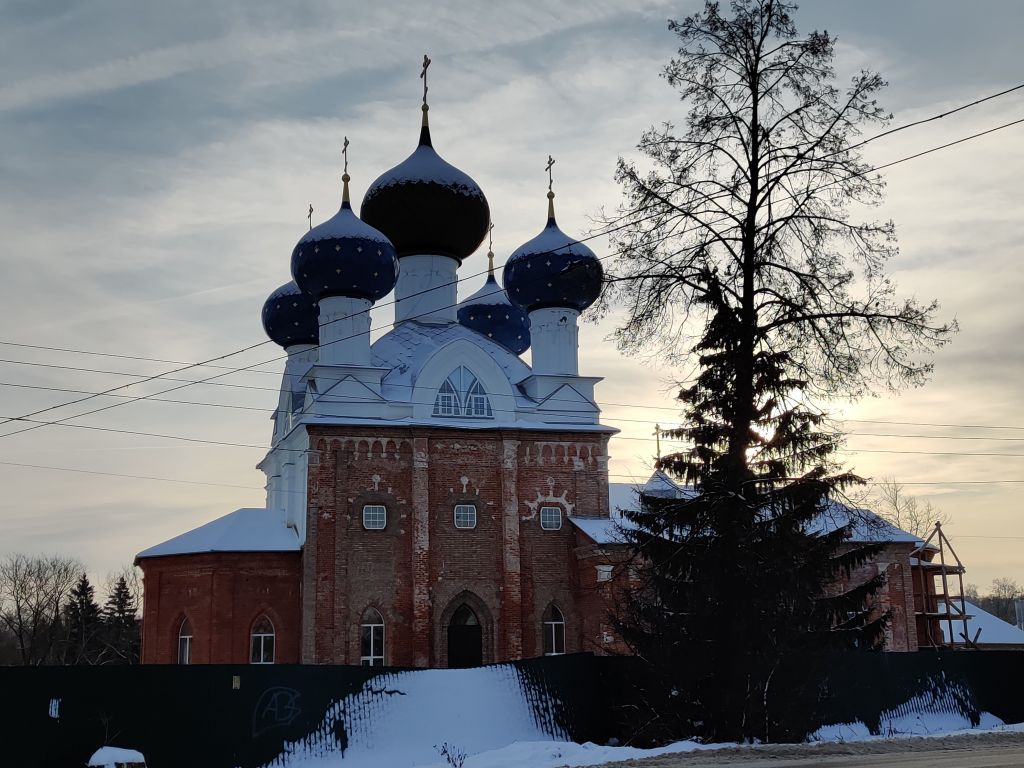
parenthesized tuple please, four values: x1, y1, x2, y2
(138, 552, 301, 664)
(302, 425, 612, 667)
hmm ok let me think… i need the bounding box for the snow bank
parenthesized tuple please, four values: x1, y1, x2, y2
(87, 746, 146, 766)
(812, 708, 1006, 742)
(265, 665, 566, 768)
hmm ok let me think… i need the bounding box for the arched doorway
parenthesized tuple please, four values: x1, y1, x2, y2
(447, 604, 482, 668)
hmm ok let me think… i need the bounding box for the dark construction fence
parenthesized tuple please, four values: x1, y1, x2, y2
(1, 651, 1023, 767)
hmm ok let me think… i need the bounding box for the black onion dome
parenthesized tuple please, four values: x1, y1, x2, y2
(503, 195, 603, 313)
(457, 270, 531, 355)
(360, 115, 490, 262)
(291, 181, 399, 303)
(262, 281, 319, 348)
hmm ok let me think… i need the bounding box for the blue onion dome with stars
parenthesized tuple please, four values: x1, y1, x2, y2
(291, 151, 399, 303)
(261, 280, 319, 348)
(360, 59, 490, 262)
(503, 169, 603, 313)
(457, 238, 531, 355)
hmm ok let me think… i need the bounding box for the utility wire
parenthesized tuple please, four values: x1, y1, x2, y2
(3, 102, 1022, 451)
(5, 381, 1024, 455)
(6, 82, 1022, 383)
(1, 458, 1021, 492)
(5, 85, 1023, 439)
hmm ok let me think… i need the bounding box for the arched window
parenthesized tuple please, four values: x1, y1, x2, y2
(360, 608, 385, 666)
(432, 366, 493, 418)
(542, 605, 566, 656)
(250, 616, 275, 664)
(177, 618, 193, 665)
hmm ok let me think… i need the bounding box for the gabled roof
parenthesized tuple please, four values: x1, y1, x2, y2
(135, 508, 300, 560)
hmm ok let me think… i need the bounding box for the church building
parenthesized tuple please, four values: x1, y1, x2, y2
(136, 76, 622, 667)
(135, 67, 972, 667)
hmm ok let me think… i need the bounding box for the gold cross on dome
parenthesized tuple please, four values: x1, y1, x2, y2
(420, 54, 432, 105)
(342, 136, 349, 175)
(488, 222, 494, 252)
(545, 155, 555, 191)
(307, 203, 313, 230)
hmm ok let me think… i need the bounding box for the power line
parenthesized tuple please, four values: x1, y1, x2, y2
(4, 102, 1023, 446)
(8, 81, 1024, 387)
(0, 460, 258, 489)
(4, 363, 1024, 437)
(0, 456, 1021, 493)
(9, 379, 1024, 458)
(0, 206, 665, 435)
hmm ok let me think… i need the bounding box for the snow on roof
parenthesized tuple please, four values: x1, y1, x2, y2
(609, 481, 642, 518)
(569, 515, 630, 544)
(88, 746, 146, 766)
(372, 320, 532, 402)
(589, 473, 923, 546)
(136, 508, 299, 560)
(943, 601, 1024, 645)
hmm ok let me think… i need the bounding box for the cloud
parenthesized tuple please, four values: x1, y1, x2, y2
(1, 0, 1023, 590)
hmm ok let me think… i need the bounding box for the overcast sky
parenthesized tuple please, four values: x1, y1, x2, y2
(1, 0, 1022, 593)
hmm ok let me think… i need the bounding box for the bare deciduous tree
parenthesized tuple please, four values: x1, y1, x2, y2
(871, 478, 951, 538)
(0, 553, 82, 665)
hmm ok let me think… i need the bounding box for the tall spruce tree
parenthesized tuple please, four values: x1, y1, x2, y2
(602, 0, 955, 742)
(63, 573, 103, 665)
(101, 575, 140, 664)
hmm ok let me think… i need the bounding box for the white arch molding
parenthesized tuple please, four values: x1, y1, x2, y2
(411, 339, 518, 422)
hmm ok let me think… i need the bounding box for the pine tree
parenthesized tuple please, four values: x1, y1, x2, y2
(63, 573, 102, 665)
(101, 575, 140, 664)
(603, 0, 955, 743)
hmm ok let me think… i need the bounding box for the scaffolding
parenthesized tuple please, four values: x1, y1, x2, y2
(912, 522, 974, 648)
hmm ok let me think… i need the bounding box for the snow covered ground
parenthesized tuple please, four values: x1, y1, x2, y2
(259, 662, 1022, 768)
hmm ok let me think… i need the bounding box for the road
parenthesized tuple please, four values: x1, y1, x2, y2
(586, 732, 1024, 768)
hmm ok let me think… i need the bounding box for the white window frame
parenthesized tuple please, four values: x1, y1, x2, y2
(434, 378, 460, 416)
(596, 564, 613, 583)
(360, 609, 385, 666)
(250, 617, 275, 665)
(540, 506, 562, 531)
(362, 504, 387, 530)
(177, 619, 193, 665)
(432, 366, 494, 419)
(454, 504, 477, 529)
(543, 606, 566, 656)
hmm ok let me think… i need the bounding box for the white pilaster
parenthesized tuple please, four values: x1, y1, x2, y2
(528, 307, 580, 376)
(394, 254, 458, 324)
(318, 295, 372, 366)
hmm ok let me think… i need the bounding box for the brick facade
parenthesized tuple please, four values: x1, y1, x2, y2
(139, 552, 301, 664)
(138, 425, 938, 664)
(301, 424, 612, 666)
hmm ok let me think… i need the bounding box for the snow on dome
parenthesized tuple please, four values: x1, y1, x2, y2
(291, 177, 399, 303)
(261, 280, 319, 349)
(360, 116, 490, 262)
(457, 266, 531, 355)
(503, 194, 603, 313)
(135, 508, 299, 560)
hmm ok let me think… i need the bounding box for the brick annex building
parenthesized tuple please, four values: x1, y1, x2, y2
(135, 87, 970, 667)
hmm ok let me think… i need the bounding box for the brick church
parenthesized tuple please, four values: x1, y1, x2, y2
(135, 72, 970, 667)
(136, 79, 625, 667)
